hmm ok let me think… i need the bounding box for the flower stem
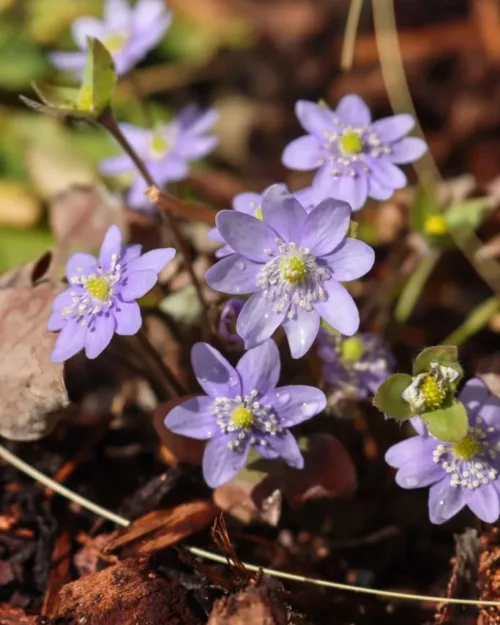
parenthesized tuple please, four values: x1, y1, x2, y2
(136, 328, 186, 398)
(98, 111, 211, 319)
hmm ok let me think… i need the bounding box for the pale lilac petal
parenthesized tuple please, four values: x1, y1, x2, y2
(322, 239, 375, 282)
(313, 280, 359, 336)
(47, 311, 65, 332)
(314, 167, 368, 211)
(84, 314, 116, 359)
(395, 452, 443, 488)
(295, 100, 335, 136)
(99, 154, 135, 175)
(49, 51, 86, 73)
(175, 136, 218, 161)
(264, 385, 326, 426)
(133, 0, 172, 32)
(120, 270, 157, 300)
(283, 309, 320, 359)
(261, 431, 304, 469)
(388, 137, 427, 164)
(233, 192, 262, 215)
(208, 227, 224, 242)
(335, 95, 371, 126)
(121, 244, 142, 264)
(118, 123, 151, 153)
(215, 211, 279, 262)
(72, 17, 106, 49)
(154, 155, 189, 184)
(368, 175, 394, 200)
(371, 114, 414, 142)
(191, 342, 241, 398)
(236, 339, 280, 396)
(282, 135, 324, 170)
(293, 186, 315, 212)
(385, 436, 433, 468)
(127, 176, 149, 208)
(66, 253, 98, 281)
(466, 484, 500, 523)
(368, 159, 407, 189)
(104, 0, 132, 29)
(52, 288, 79, 311)
(181, 107, 219, 135)
(99, 225, 122, 268)
(203, 435, 250, 487)
(165, 396, 216, 440)
(261, 184, 307, 243)
(51, 319, 87, 362)
(428, 478, 467, 524)
(301, 199, 351, 256)
(410, 417, 428, 436)
(237, 292, 286, 349)
(215, 245, 234, 259)
(459, 378, 489, 423)
(205, 255, 260, 295)
(114, 300, 142, 335)
(126, 248, 175, 274)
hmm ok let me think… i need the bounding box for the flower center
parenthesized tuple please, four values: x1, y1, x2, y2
(452, 435, 481, 460)
(420, 374, 447, 410)
(85, 276, 110, 301)
(149, 132, 170, 159)
(102, 31, 128, 54)
(231, 406, 254, 429)
(280, 255, 306, 284)
(424, 215, 448, 236)
(340, 130, 363, 155)
(340, 337, 365, 364)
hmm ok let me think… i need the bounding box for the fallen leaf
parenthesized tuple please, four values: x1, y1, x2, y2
(214, 479, 282, 526)
(153, 398, 205, 465)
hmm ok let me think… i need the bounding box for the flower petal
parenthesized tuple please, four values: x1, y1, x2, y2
(322, 239, 375, 282)
(178, 106, 219, 135)
(395, 451, 444, 488)
(52, 288, 79, 311)
(428, 478, 467, 524)
(152, 155, 189, 184)
(203, 435, 250, 487)
(236, 339, 280, 396)
(385, 435, 433, 468)
(126, 248, 175, 274)
(127, 176, 149, 208)
(215, 245, 235, 259)
(99, 154, 135, 175)
(282, 136, 324, 171)
(66, 253, 98, 281)
(104, 0, 132, 29)
(165, 396, 216, 440)
(47, 311, 66, 332)
(49, 52, 86, 74)
(335, 94, 371, 126)
(99, 225, 122, 269)
(72, 17, 106, 49)
(191, 343, 241, 398)
(371, 114, 415, 142)
(133, 0, 172, 32)
(205, 255, 261, 295)
(410, 417, 428, 436)
(51, 319, 87, 362)
(121, 244, 142, 264)
(388, 137, 427, 164)
(237, 292, 286, 349)
(114, 300, 142, 335)
(233, 192, 262, 215)
(84, 314, 116, 359)
(295, 100, 335, 136)
(459, 378, 489, 423)
(120, 270, 157, 300)
(259, 430, 304, 469)
(300, 198, 351, 256)
(314, 167, 368, 211)
(368, 159, 407, 190)
(261, 184, 307, 243)
(368, 175, 394, 201)
(175, 136, 218, 161)
(216, 210, 279, 262)
(264, 385, 327, 426)
(466, 484, 500, 523)
(313, 280, 359, 336)
(283, 308, 320, 359)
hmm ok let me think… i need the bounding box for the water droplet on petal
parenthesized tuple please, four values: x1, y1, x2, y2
(236, 260, 246, 271)
(228, 376, 239, 387)
(301, 401, 317, 417)
(276, 391, 290, 405)
(403, 477, 418, 488)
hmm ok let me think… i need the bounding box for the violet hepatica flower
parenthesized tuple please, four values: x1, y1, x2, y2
(48, 225, 175, 362)
(50, 0, 172, 77)
(165, 339, 326, 488)
(282, 96, 427, 211)
(317, 330, 394, 403)
(100, 105, 218, 210)
(386, 378, 500, 524)
(205, 184, 375, 359)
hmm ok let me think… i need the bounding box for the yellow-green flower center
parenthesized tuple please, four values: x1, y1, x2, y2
(451, 435, 481, 460)
(254, 206, 263, 220)
(340, 337, 365, 364)
(424, 215, 448, 236)
(86, 276, 110, 301)
(340, 130, 363, 155)
(231, 406, 254, 429)
(280, 255, 306, 283)
(102, 32, 128, 53)
(421, 374, 447, 410)
(150, 133, 169, 158)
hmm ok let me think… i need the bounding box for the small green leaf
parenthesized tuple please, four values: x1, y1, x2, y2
(32, 81, 80, 109)
(413, 345, 459, 374)
(373, 373, 414, 419)
(424, 401, 468, 443)
(79, 38, 116, 114)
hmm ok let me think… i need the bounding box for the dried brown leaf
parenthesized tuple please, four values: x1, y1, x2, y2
(213, 479, 282, 526)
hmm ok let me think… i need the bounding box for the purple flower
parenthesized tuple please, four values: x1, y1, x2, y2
(385, 378, 500, 524)
(100, 105, 218, 210)
(317, 330, 394, 402)
(205, 184, 375, 359)
(165, 339, 326, 487)
(48, 225, 175, 362)
(208, 186, 315, 259)
(282, 96, 427, 211)
(50, 0, 172, 76)
(218, 299, 244, 344)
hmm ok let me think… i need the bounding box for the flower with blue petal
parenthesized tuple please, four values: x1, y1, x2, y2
(100, 105, 218, 210)
(48, 225, 175, 362)
(386, 378, 500, 524)
(50, 0, 172, 77)
(205, 184, 375, 359)
(165, 339, 327, 488)
(282, 95, 427, 211)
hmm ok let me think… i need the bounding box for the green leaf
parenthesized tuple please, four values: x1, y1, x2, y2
(424, 401, 468, 443)
(445, 197, 492, 231)
(79, 38, 116, 114)
(413, 345, 459, 374)
(394, 248, 441, 324)
(443, 296, 499, 347)
(373, 373, 414, 419)
(32, 82, 80, 109)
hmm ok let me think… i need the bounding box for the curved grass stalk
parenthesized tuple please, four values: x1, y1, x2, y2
(341, 0, 364, 71)
(443, 296, 499, 346)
